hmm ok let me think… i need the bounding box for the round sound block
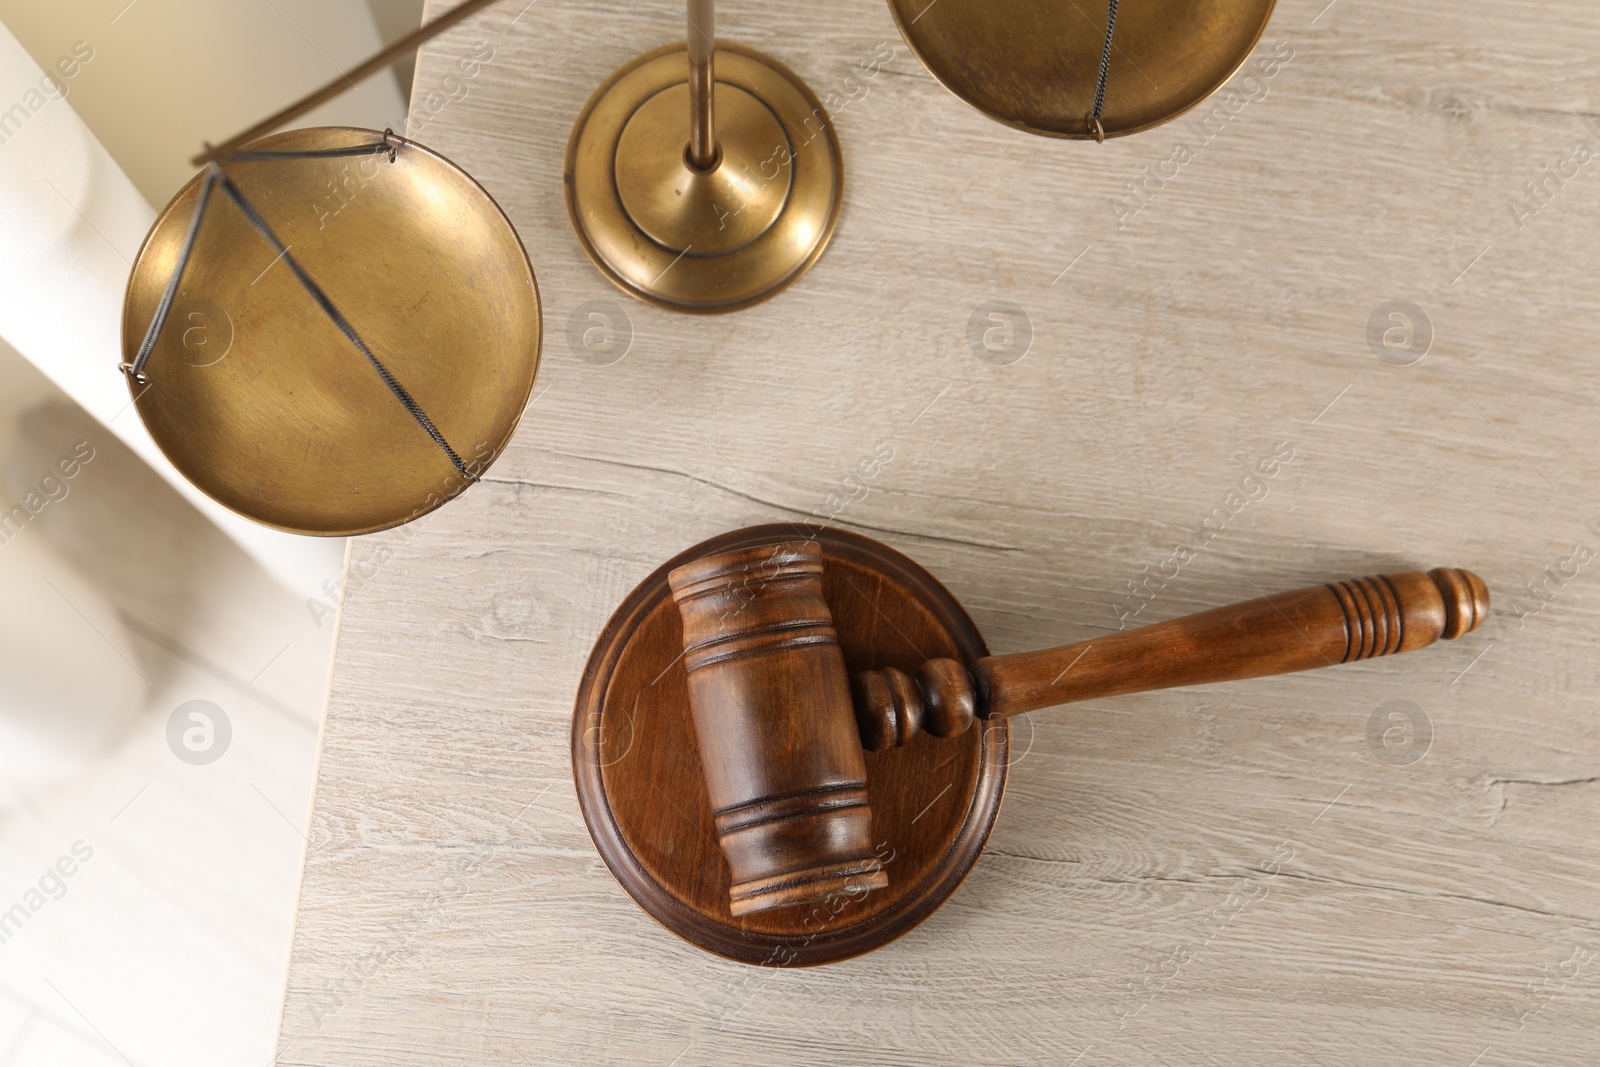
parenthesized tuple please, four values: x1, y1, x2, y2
(888, 0, 1277, 138)
(565, 44, 843, 313)
(573, 526, 1007, 966)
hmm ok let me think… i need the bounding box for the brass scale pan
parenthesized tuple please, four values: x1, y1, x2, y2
(122, 127, 541, 536)
(888, 0, 1278, 138)
(120, 1, 1275, 536)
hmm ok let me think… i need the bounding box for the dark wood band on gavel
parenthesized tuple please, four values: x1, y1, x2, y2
(854, 566, 1489, 751)
(669, 543, 889, 916)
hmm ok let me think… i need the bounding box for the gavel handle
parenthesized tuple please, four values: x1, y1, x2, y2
(853, 568, 1489, 751)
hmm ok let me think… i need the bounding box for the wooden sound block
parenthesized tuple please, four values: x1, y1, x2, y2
(573, 525, 1007, 966)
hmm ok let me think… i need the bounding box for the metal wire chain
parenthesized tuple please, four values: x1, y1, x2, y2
(124, 142, 399, 385)
(1088, 0, 1120, 142)
(124, 169, 217, 383)
(218, 142, 398, 164)
(126, 132, 477, 483)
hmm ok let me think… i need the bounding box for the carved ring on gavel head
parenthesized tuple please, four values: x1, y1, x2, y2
(571, 526, 1488, 966)
(667, 545, 888, 916)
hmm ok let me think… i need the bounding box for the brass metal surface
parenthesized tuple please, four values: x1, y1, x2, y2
(614, 84, 792, 255)
(888, 0, 1278, 138)
(566, 43, 843, 313)
(686, 0, 718, 170)
(123, 127, 542, 536)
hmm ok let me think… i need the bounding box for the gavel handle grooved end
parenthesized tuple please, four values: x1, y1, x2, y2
(854, 658, 975, 753)
(853, 568, 1489, 751)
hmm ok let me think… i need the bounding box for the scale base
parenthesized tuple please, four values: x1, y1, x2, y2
(572, 526, 1007, 966)
(565, 44, 843, 313)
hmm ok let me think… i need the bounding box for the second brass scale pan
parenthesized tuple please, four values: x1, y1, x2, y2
(888, 0, 1278, 138)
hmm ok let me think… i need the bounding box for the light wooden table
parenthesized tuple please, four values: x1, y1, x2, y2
(276, 0, 1600, 1063)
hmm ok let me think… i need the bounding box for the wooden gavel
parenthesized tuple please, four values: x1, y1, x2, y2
(668, 540, 1488, 917)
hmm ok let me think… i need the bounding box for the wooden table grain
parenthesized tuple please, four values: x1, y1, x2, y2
(276, 0, 1600, 1063)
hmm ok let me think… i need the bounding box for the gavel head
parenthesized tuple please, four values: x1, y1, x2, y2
(668, 540, 890, 916)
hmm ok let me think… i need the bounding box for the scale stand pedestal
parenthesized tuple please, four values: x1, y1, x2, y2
(565, 0, 843, 313)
